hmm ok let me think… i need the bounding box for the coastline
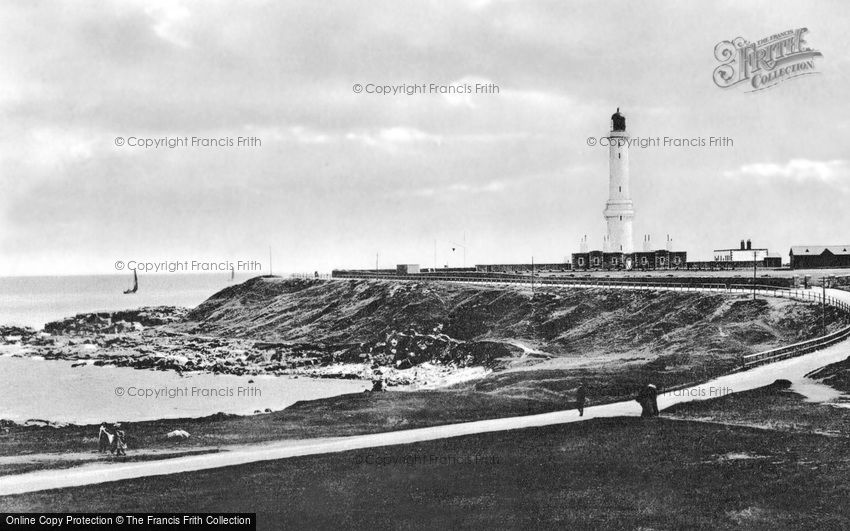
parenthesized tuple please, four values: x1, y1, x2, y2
(0, 341, 490, 427)
(0, 302, 500, 408)
(0, 332, 488, 390)
(0, 351, 371, 426)
(3, 279, 850, 495)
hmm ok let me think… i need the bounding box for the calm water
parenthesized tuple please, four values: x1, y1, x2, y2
(0, 274, 371, 423)
(0, 353, 369, 424)
(0, 273, 254, 329)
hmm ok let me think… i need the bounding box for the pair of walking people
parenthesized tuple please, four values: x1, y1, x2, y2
(98, 422, 127, 456)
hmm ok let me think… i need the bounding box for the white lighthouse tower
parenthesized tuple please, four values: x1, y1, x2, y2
(603, 108, 635, 255)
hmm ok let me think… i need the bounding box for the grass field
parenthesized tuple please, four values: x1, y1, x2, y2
(3, 418, 848, 528)
(665, 378, 850, 435)
(3, 381, 850, 529)
(0, 390, 562, 475)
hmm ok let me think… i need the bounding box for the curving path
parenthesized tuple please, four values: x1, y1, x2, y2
(2, 329, 848, 497)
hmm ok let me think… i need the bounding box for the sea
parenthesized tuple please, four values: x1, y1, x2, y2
(0, 273, 247, 329)
(0, 273, 370, 423)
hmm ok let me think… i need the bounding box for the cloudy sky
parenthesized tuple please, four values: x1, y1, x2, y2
(1, 0, 849, 276)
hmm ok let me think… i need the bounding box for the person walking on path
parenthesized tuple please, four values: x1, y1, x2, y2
(647, 384, 659, 417)
(636, 384, 660, 417)
(636, 385, 651, 417)
(111, 423, 127, 456)
(575, 383, 587, 417)
(97, 422, 113, 453)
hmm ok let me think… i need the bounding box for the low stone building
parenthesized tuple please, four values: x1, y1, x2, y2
(632, 250, 686, 270)
(571, 250, 686, 271)
(790, 246, 850, 269)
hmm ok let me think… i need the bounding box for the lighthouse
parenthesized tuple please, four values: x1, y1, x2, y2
(603, 108, 635, 255)
(571, 109, 687, 271)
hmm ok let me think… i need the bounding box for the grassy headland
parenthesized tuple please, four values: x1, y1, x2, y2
(2, 278, 848, 477)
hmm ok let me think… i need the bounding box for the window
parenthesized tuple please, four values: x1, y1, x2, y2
(578, 258, 585, 266)
(619, 216, 622, 221)
(593, 257, 600, 266)
(618, 153, 621, 159)
(619, 186, 622, 192)
(611, 258, 618, 265)
(641, 257, 648, 265)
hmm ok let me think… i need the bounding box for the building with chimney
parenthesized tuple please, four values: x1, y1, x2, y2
(713, 239, 768, 263)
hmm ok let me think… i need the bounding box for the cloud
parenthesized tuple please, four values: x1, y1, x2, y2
(2, 1, 850, 274)
(393, 179, 508, 200)
(724, 159, 849, 186)
(144, 1, 193, 47)
(345, 127, 443, 152)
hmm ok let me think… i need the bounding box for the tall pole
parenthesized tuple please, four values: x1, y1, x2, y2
(531, 256, 535, 296)
(822, 276, 827, 335)
(752, 250, 756, 300)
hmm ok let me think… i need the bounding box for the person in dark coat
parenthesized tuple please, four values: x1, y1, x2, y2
(575, 383, 587, 417)
(636, 384, 659, 417)
(370, 371, 385, 392)
(97, 422, 112, 453)
(636, 385, 652, 417)
(647, 384, 659, 416)
(113, 424, 127, 456)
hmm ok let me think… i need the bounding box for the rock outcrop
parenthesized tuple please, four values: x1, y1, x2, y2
(0, 325, 39, 344)
(43, 307, 188, 336)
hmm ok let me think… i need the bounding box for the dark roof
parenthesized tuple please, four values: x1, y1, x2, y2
(790, 245, 850, 255)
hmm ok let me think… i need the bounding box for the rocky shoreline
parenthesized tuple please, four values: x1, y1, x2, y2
(1, 306, 506, 389)
(8, 276, 838, 402)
